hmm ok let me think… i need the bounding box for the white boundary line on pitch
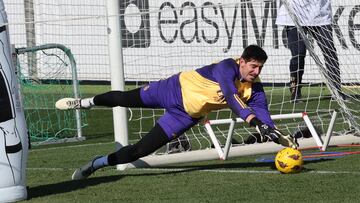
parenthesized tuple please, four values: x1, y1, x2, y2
(138, 168, 360, 175)
(26, 167, 360, 175)
(29, 142, 114, 152)
(28, 132, 207, 152)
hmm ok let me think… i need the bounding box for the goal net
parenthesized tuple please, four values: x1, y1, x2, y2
(4, 0, 359, 162)
(119, 0, 360, 162)
(14, 44, 86, 145)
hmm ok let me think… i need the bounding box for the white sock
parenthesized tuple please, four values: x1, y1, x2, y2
(81, 97, 95, 108)
(92, 155, 109, 170)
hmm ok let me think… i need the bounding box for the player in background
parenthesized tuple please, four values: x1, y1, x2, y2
(56, 45, 298, 180)
(276, 0, 343, 102)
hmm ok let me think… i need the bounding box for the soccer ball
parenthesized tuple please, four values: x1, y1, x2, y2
(275, 147, 303, 174)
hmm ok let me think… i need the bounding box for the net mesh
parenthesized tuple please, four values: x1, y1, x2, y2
(121, 0, 360, 152)
(15, 45, 86, 143)
(5, 0, 360, 150)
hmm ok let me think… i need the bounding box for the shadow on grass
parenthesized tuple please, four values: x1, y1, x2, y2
(27, 158, 336, 199)
(157, 157, 336, 171)
(28, 174, 123, 199)
(27, 169, 195, 199)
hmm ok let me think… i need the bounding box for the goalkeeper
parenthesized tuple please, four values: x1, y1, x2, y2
(56, 44, 298, 180)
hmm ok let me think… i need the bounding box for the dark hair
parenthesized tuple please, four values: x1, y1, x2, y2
(241, 44, 268, 62)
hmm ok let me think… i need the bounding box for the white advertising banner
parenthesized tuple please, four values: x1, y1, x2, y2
(4, 0, 360, 83)
(120, 0, 360, 83)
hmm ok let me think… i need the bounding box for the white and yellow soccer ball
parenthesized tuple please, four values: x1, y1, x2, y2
(275, 147, 303, 174)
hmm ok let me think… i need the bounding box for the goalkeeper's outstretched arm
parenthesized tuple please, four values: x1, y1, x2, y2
(247, 115, 298, 148)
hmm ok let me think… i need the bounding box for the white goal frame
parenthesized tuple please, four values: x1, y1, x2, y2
(205, 112, 322, 160)
(125, 111, 360, 169)
(100, 0, 360, 170)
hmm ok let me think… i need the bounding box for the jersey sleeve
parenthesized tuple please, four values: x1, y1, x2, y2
(212, 59, 253, 121)
(247, 83, 275, 128)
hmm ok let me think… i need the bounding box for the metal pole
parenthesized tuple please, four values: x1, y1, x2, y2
(17, 43, 83, 140)
(24, 0, 37, 82)
(223, 119, 236, 160)
(106, 0, 129, 170)
(322, 110, 338, 151)
(63, 47, 82, 139)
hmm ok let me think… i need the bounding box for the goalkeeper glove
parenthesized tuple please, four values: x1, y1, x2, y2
(249, 117, 299, 149)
